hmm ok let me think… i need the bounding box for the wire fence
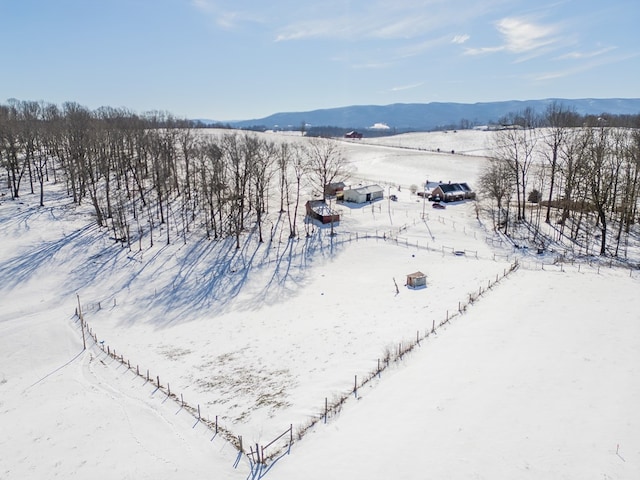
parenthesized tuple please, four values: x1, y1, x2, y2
(74, 257, 522, 473)
(72, 215, 639, 475)
(74, 306, 243, 455)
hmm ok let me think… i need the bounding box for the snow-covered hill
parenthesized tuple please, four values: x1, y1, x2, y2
(1, 130, 638, 479)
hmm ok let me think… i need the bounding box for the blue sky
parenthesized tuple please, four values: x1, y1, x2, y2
(1, 0, 638, 121)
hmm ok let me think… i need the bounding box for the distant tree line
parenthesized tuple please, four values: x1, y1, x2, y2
(480, 102, 640, 257)
(0, 99, 350, 249)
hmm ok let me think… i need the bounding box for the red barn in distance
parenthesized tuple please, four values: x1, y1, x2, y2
(344, 131, 363, 139)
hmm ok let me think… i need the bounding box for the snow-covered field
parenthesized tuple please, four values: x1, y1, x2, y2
(1, 130, 638, 479)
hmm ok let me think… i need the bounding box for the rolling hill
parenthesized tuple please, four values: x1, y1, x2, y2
(211, 98, 640, 132)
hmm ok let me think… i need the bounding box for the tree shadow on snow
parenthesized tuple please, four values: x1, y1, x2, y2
(125, 224, 346, 328)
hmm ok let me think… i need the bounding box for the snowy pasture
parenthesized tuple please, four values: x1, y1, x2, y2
(1, 129, 639, 479)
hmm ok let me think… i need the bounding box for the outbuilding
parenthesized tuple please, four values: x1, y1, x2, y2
(406, 271, 427, 289)
(324, 182, 346, 199)
(345, 131, 363, 139)
(305, 200, 340, 224)
(343, 184, 384, 203)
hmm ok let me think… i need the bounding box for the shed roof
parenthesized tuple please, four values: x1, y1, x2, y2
(306, 200, 337, 216)
(350, 184, 383, 195)
(407, 271, 426, 278)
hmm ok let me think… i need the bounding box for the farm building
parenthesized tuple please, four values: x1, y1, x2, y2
(406, 271, 427, 289)
(344, 131, 363, 139)
(343, 185, 384, 204)
(305, 200, 340, 224)
(324, 182, 346, 199)
(431, 182, 475, 202)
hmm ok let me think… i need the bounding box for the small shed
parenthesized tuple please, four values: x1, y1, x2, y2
(305, 200, 340, 224)
(406, 271, 427, 289)
(324, 182, 346, 199)
(343, 184, 384, 203)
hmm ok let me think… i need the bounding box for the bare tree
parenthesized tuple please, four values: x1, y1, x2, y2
(252, 139, 276, 243)
(306, 137, 350, 200)
(541, 102, 577, 224)
(490, 111, 538, 220)
(582, 126, 621, 255)
(276, 142, 293, 213)
(222, 133, 254, 248)
(285, 143, 309, 238)
(478, 156, 516, 233)
(0, 102, 26, 199)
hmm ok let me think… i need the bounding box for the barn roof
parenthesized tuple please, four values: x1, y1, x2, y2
(350, 184, 383, 194)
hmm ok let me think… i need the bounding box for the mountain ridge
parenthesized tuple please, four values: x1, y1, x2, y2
(208, 98, 640, 131)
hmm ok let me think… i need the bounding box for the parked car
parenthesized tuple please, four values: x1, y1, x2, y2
(389, 194, 398, 201)
(432, 202, 445, 209)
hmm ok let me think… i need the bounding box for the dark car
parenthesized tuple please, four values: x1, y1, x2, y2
(432, 202, 445, 209)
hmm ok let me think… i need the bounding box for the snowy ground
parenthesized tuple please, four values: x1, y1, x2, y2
(1, 130, 639, 479)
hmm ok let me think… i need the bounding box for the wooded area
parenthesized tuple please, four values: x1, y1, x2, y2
(479, 103, 640, 257)
(2, 98, 639, 258)
(0, 100, 350, 249)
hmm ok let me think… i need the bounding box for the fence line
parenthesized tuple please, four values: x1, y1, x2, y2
(74, 220, 639, 470)
(260, 259, 522, 464)
(74, 306, 243, 456)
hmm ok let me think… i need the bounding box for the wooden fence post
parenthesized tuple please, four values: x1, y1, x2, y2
(324, 397, 328, 423)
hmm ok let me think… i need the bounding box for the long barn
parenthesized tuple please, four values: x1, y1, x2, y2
(343, 185, 384, 203)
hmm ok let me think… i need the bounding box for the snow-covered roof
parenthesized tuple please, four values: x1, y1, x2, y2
(349, 184, 383, 194)
(307, 200, 338, 216)
(407, 271, 426, 278)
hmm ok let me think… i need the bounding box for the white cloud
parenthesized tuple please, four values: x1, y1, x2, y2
(352, 61, 395, 70)
(391, 82, 424, 92)
(534, 50, 640, 81)
(496, 17, 558, 53)
(398, 35, 453, 58)
(557, 46, 616, 60)
(273, 1, 509, 42)
(191, 0, 263, 30)
(464, 45, 505, 56)
(452, 34, 470, 44)
(464, 16, 559, 58)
